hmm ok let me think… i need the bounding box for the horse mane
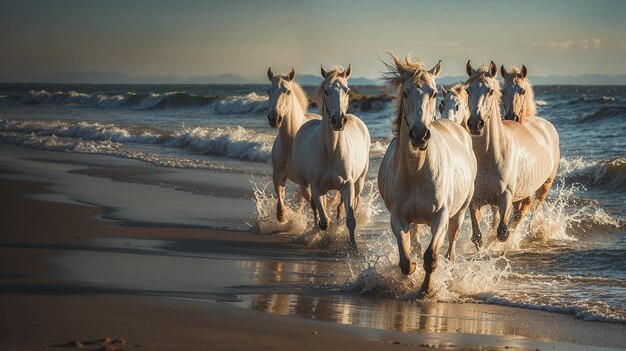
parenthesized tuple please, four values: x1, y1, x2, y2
(464, 65, 502, 119)
(381, 53, 435, 136)
(449, 83, 468, 105)
(314, 65, 347, 108)
(503, 66, 536, 122)
(275, 74, 309, 111)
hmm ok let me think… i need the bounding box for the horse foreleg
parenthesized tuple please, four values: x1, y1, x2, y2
(470, 202, 483, 250)
(496, 190, 513, 242)
(341, 182, 357, 251)
(274, 175, 287, 223)
(391, 212, 414, 276)
(312, 187, 330, 231)
(421, 208, 449, 297)
(446, 189, 472, 262)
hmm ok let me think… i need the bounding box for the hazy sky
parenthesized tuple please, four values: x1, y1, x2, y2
(1, 0, 625, 81)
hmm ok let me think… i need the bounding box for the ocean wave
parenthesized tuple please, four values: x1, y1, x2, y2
(576, 105, 626, 123)
(535, 99, 548, 106)
(560, 156, 626, 194)
(0, 118, 274, 163)
(14, 89, 220, 110)
(164, 126, 273, 162)
(214, 92, 268, 114)
(568, 95, 617, 105)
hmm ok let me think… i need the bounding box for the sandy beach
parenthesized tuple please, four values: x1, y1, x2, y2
(0, 145, 624, 351)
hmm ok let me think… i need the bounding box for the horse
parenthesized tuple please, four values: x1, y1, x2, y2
(378, 53, 477, 296)
(464, 61, 560, 249)
(500, 64, 558, 228)
(267, 67, 320, 222)
(291, 65, 370, 249)
(439, 83, 469, 130)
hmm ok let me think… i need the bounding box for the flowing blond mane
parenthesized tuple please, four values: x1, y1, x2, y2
(503, 66, 536, 123)
(381, 53, 436, 136)
(314, 65, 347, 107)
(464, 65, 502, 119)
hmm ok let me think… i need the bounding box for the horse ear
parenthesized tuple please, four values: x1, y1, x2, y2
(429, 60, 442, 78)
(320, 65, 328, 79)
(489, 61, 498, 78)
(466, 60, 474, 77)
(521, 65, 528, 79)
(500, 65, 508, 79)
(342, 64, 351, 79)
(267, 67, 274, 81)
(288, 67, 296, 81)
(441, 85, 447, 97)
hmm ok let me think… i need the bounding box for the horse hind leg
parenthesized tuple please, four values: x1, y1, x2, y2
(534, 174, 556, 212)
(510, 197, 533, 229)
(444, 210, 464, 262)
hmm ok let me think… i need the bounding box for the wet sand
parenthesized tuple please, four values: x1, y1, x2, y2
(0, 152, 625, 350)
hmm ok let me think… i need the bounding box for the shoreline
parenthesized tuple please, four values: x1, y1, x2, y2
(0, 154, 624, 350)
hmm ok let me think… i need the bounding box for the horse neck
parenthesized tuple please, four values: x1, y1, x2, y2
(278, 96, 306, 143)
(519, 93, 535, 124)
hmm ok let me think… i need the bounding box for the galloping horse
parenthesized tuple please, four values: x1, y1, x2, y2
(291, 65, 370, 249)
(439, 83, 470, 130)
(267, 68, 320, 222)
(465, 61, 560, 248)
(500, 64, 559, 227)
(378, 53, 477, 296)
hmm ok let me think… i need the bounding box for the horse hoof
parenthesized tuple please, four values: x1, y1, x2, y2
(347, 241, 358, 253)
(276, 211, 286, 223)
(400, 261, 416, 276)
(416, 286, 432, 300)
(318, 220, 329, 231)
(497, 223, 509, 242)
(472, 236, 482, 250)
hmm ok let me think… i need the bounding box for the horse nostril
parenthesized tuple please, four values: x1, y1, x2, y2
(514, 116, 520, 122)
(408, 129, 415, 140)
(477, 119, 485, 129)
(423, 129, 431, 141)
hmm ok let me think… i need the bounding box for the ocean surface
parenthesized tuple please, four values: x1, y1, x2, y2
(0, 83, 624, 324)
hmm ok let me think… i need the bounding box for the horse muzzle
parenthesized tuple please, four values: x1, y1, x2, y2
(409, 127, 430, 150)
(467, 117, 485, 136)
(267, 113, 283, 128)
(331, 115, 347, 131)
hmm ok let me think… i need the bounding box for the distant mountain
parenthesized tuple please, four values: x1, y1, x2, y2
(2, 70, 626, 85)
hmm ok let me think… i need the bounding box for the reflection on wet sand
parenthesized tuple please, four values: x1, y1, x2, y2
(234, 293, 527, 337)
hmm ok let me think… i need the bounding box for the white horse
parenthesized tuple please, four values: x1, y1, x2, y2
(291, 65, 370, 249)
(465, 61, 560, 248)
(500, 64, 558, 228)
(267, 67, 320, 222)
(439, 84, 469, 130)
(378, 54, 477, 296)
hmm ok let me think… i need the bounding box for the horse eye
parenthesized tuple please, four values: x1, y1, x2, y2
(346, 88, 351, 95)
(432, 91, 437, 99)
(455, 104, 459, 112)
(286, 90, 291, 95)
(438, 103, 443, 113)
(488, 89, 494, 96)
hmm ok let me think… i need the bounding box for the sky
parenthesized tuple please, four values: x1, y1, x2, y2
(1, 0, 625, 81)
